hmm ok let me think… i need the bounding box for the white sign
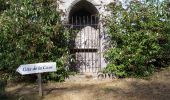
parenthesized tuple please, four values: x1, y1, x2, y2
(16, 62, 57, 75)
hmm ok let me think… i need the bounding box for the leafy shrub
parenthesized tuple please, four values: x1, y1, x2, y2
(104, 1, 170, 77)
(0, 0, 69, 81)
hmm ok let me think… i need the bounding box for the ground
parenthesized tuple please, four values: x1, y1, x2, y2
(2, 66, 170, 100)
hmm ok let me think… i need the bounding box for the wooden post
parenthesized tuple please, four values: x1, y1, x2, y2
(37, 73, 43, 97)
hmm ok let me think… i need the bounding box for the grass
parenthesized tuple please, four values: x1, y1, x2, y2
(2, 66, 170, 100)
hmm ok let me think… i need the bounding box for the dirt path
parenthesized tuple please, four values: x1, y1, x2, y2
(4, 67, 170, 100)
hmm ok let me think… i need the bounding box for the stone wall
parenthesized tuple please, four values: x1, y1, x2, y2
(58, 0, 113, 21)
(58, 0, 114, 72)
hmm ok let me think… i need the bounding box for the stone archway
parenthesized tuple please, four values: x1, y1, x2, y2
(68, 0, 101, 73)
(66, 0, 99, 22)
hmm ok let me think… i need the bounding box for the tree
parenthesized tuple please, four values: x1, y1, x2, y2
(0, 0, 69, 81)
(104, 1, 170, 77)
(0, 0, 9, 13)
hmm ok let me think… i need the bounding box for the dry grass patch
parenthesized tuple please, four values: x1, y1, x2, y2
(3, 67, 170, 100)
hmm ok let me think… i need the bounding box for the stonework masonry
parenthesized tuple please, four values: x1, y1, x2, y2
(58, 0, 113, 21)
(58, 0, 115, 72)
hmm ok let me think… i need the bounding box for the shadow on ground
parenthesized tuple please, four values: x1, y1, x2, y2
(4, 67, 170, 100)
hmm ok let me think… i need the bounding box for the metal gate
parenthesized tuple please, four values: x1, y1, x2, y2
(66, 16, 101, 73)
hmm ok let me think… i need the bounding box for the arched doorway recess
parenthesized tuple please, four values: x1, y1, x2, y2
(68, 0, 101, 73)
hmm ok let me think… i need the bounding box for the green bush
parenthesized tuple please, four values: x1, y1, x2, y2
(0, 0, 69, 81)
(105, 1, 170, 77)
(0, 80, 6, 96)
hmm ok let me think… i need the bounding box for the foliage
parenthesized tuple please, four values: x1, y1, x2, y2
(105, 1, 170, 77)
(0, 0, 69, 81)
(0, 0, 9, 13)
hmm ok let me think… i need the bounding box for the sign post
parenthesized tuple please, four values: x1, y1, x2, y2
(16, 62, 57, 97)
(37, 73, 43, 97)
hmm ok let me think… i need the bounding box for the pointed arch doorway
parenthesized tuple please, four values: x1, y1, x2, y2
(68, 0, 101, 74)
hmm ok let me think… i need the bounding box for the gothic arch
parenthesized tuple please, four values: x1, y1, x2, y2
(66, 0, 99, 23)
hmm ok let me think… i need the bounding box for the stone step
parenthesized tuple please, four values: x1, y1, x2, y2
(65, 73, 98, 82)
(65, 72, 116, 82)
